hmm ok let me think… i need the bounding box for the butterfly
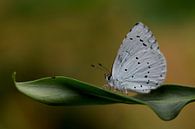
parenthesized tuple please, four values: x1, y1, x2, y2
(105, 22, 167, 93)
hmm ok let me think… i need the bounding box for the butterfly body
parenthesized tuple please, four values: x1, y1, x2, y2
(106, 22, 166, 93)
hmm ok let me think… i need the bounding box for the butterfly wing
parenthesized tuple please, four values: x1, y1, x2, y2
(110, 22, 166, 93)
(118, 49, 166, 93)
(112, 22, 159, 78)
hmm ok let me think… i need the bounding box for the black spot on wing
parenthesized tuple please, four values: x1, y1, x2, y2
(146, 80, 150, 84)
(140, 39, 143, 42)
(143, 43, 147, 47)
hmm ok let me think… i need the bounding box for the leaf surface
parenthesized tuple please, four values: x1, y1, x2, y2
(13, 74, 195, 121)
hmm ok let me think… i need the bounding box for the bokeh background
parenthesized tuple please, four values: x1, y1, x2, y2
(1, 0, 195, 129)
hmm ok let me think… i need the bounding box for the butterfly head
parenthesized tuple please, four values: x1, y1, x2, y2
(105, 73, 116, 88)
(105, 73, 112, 81)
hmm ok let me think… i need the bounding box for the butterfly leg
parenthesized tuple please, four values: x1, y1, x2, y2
(103, 84, 113, 91)
(124, 87, 128, 95)
(113, 86, 118, 92)
(103, 84, 109, 89)
(120, 87, 128, 95)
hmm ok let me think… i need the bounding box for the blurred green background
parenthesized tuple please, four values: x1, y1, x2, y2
(1, 0, 195, 129)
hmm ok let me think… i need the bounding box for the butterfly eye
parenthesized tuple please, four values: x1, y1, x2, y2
(105, 74, 111, 81)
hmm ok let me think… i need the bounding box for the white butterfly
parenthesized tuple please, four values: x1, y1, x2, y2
(105, 22, 167, 93)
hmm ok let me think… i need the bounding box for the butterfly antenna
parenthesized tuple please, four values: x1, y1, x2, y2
(98, 63, 110, 74)
(91, 64, 104, 72)
(91, 63, 110, 74)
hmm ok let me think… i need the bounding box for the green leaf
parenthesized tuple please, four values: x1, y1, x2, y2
(13, 73, 195, 121)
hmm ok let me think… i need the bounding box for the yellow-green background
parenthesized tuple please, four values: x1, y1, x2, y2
(1, 0, 195, 129)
